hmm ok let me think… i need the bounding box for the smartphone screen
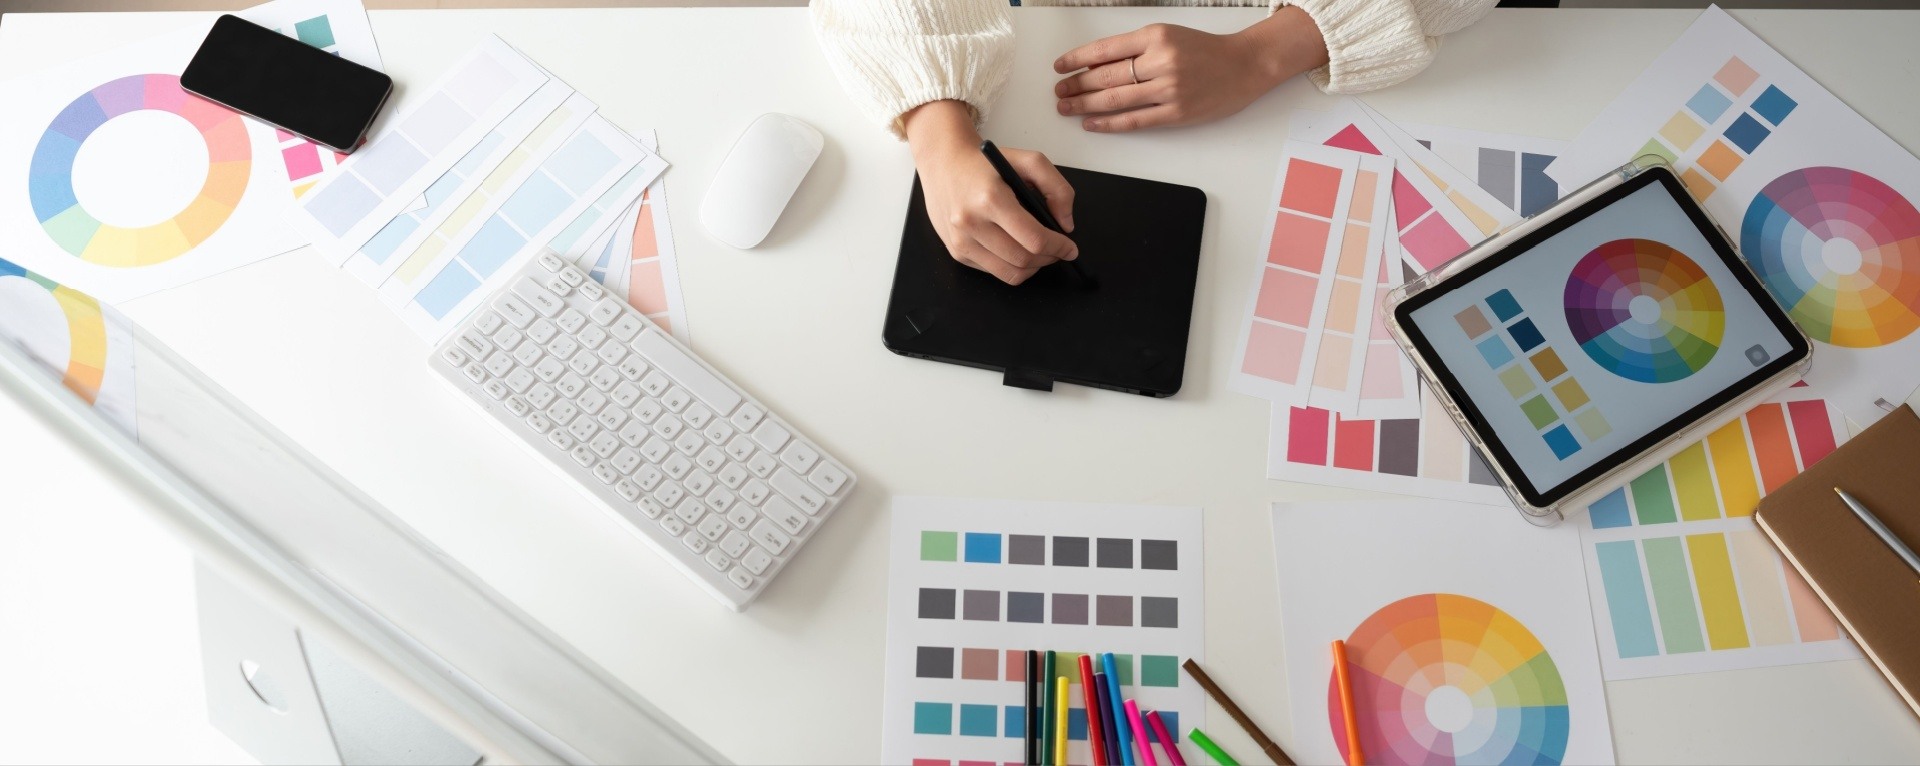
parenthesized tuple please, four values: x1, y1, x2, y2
(181, 15, 392, 153)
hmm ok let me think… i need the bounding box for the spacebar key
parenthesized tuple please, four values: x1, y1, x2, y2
(631, 329, 742, 415)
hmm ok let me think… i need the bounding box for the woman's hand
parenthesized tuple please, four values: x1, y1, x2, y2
(902, 100, 1077, 286)
(1053, 8, 1329, 133)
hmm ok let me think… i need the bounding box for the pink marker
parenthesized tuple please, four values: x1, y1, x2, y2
(1145, 709, 1186, 766)
(1124, 699, 1158, 766)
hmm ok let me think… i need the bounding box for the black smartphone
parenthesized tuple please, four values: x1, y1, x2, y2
(181, 14, 392, 154)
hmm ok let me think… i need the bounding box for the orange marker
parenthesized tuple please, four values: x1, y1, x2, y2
(1332, 640, 1363, 766)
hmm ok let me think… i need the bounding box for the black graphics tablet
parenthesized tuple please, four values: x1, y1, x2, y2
(883, 167, 1206, 397)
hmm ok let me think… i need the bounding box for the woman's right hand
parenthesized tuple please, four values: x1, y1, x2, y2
(903, 100, 1078, 286)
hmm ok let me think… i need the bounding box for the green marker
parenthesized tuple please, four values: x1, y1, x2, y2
(1188, 727, 1240, 766)
(1041, 651, 1057, 765)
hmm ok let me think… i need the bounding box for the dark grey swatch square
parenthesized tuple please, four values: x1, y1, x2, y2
(916, 646, 954, 678)
(1008, 534, 1046, 565)
(1096, 595, 1133, 627)
(1007, 591, 1044, 623)
(919, 588, 955, 619)
(1140, 539, 1178, 571)
(963, 589, 1001, 621)
(1141, 596, 1178, 628)
(1053, 537, 1090, 567)
(1097, 538, 1133, 568)
(1052, 593, 1089, 625)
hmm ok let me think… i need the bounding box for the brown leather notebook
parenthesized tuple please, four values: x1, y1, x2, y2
(1754, 404, 1920, 719)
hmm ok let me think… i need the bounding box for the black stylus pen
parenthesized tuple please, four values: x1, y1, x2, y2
(980, 140, 1088, 281)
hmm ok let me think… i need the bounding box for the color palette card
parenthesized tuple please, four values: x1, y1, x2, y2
(290, 35, 551, 263)
(1351, 241, 1422, 421)
(244, 0, 384, 199)
(1404, 123, 1567, 218)
(0, 255, 137, 436)
(1292, 102, 1487, 273)
(882, 497, 1205, 766)
(1354, 101, 1521, 239)
(1268, 392, 1510, 506)
(1273, 500, 1616, 766)
(1578, 392, 1860, 679)
(0, 22, 308, 303)
(1303, 153, 1392, 416)
(1230, 142, 1361, 405)
(1547, 7, 1920, 426)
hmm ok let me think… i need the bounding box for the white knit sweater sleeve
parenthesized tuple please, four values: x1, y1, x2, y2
(810, 0, 1014, 139)
(1277, 0, 1498, 94)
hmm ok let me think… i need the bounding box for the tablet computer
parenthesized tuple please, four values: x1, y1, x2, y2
(1387, 159, 1811, 523)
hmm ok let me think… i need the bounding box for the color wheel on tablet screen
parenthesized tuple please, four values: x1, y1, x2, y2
(1564, 239, 1724, 383)
(1328, 594, 1570, 766)
(1741, 166, 1920, 348)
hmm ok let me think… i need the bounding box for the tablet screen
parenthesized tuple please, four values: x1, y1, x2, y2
(1401, 171, 1804, 502)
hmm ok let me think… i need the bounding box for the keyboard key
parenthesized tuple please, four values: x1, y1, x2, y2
(555, 374, 586, 398)
(596, 343, 627, 366)
(703, 420, 736, 446)
(505, 396, 530, 417)
(706, 487, 737, 515)
(809, 463, 849, 494)
(705, 549, 733, 572)
(617, 356, 649, 381)
(589, 299, 622, 326)
(748, 519, 792, 555)
(683, 404, 713, 429)
(494, 294, 536, 327)
(752, 421, 791, 452)
(634, 465, 664, 490)
(613, 480, 641, 502)
(538, 252, 564, 271)
(718, 463, 749, 489)
(578, 324, 608, 350)
(725, 435, 756, 462)
(633, 398, 663, 423)
(548, 401, 578, 426)
(660, 517, 687, 537)
(639, 371, 671, 397)
(590, 367, 621, 392)
(639, 437, 671, 462)
(597, 408, 628, 431)
(526, 385, 557, 410)
(727, 568, 754, 590)
(557, 309, 587, 334)
(484, 350, 515, 377)
(512, 342, 544, 367)
(720, 532, 752, 558)
(462, 362, 487, 384)
(611, 314, 646, 341)
(631, 330, 742, 415)
(697, 447, 728, 474)
(526, 412, 552, 433)
(567, 353, 598, 377)
(697, 515, 728, 542)
(663, 453, 693, 480)
(513, 279, 565, 316)
(556, 263, 584, 283)
(661, 387, 691, 412)
(746, 452, 778, 479)
(618, 421, 650, 447)
(491, 326, 524, 352)
(533, 357, 565, 383)
(730, 404, 765, 433)
(764, 495, 808, 536)
(505, 369, 535, 394)
(482, 379, 508, 400)
(570, 444, 594, 466)
(781, 442, 820, 473)
(592, 462, 619, 484)
(674, 431, 705, 457)
(674, 497, 704, 525)
(568, 419, 598, 442)
(474, 311, 504, 335)
(526, 319, 558, 344)
(590, 432, 620, 458)
(611, 448, 642, 474)
(653, 414, 685, 440)
(548, 336, 580, 361)
(741, 547, 773, 576)
(610, 383, 643, 410)
(682, 534, 709, 555)
(439, 347, 468, 367)
(724, 501, 756, 529)
(655, 482, 686, 508)
(771, 470, 827, 515)
(684, 470, 714, 495)
(579, 282, 604, 301)
(580, 390, 609, 416)
(637, 497, 666, 519)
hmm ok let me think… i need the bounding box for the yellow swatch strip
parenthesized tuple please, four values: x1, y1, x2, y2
(1686, 533, 1750, 650)
(1670, 443, 1721, 521)
(1706, 418, 1762, 516)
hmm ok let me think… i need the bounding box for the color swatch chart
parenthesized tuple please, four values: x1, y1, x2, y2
(1407, 123, 1567, 218)
(1274, 501, 1616, 766)
(883, 498, 1204, 766)
(1309, 110, 1485, 273)
(1268, 395, 1509, 507)
(1457, 288, 1611, 461)
(1634, 56, 1793, 204)
(1305, 154, 1390, 414)
(1329, 594, 1571, 766)
(1577, 397, 1860, 679)
(1231, 142, 1360, 404)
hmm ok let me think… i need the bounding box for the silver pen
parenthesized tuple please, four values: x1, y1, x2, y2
(1834, 487, 1920, 578)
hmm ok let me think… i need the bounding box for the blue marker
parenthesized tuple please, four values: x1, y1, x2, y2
(1103, 652, 1134, 766)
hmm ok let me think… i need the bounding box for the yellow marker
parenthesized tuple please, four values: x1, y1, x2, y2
(1055, 677, 1070, 766)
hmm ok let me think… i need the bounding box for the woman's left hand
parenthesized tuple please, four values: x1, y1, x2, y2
(1053, 9, 1327, 133)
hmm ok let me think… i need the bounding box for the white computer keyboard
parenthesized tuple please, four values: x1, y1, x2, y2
(429, 253, 855, 610)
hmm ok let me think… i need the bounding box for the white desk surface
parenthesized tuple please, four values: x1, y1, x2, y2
(3, 6, 1919, 764)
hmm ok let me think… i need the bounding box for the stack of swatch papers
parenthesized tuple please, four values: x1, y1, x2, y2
(1229, 97, 1567, 506)
(287, 35, 683, 343)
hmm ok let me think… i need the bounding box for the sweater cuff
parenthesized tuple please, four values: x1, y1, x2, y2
(1274, 0, 1438, 95)
(812, 4, 1013, 140)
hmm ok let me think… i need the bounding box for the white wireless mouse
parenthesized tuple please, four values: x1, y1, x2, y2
(700, 113, 824, 249)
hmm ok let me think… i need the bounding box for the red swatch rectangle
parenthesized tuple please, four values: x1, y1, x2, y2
(1279, 158, 1343, 218)
(1785, 400, 1838, 466)
(1287, 406, 1330, 466)
(1332, 415, 1377, 471)
(1004, 650, 1025, 682)
(1746, 404, 1799, 493)
(282, 142, 324, 181)
(1390, 172, 1433, 226)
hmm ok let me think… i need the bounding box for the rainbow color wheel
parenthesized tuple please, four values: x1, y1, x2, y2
(0, 258, 109, 403)
(1563, 239, 1723, 383)
(28, 74, 251, 267)
(1740, 167, 1920, 347)
(1327, 594, 1570, 766)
